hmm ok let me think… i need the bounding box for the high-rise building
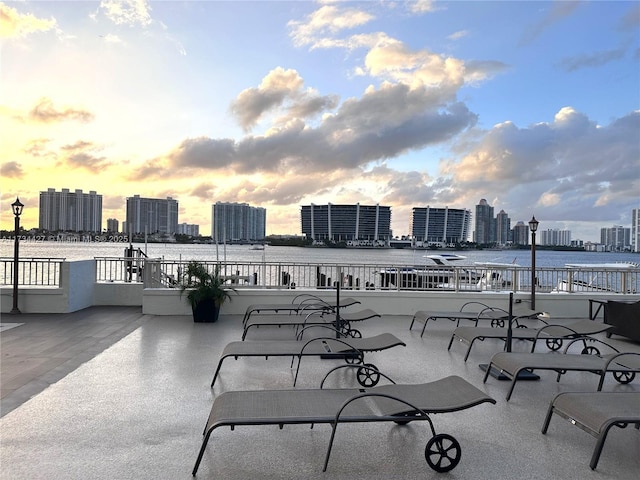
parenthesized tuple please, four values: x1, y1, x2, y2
(600, 225, 631, 252)
(474, 199, 494, 244)
(211, 202, 265, 242)
(39, 188, 102, 232)
(511, 221, 529, 246)
(632, 208, 640, 253)
(106, 218, 119, 233)
(410, 206, 470, 245)
(300, 203, 391, 245)
(495, 210, 511, 245)
(125, 195, 178, 235)
(177, 223, 200, 237)
(540, 229, 572, 246)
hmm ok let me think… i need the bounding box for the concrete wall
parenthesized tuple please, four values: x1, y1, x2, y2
(141, 287, 635, 319)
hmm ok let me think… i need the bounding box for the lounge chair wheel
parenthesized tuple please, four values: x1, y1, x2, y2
(424, 433, 461, 473)
(581, 346, 600, 356)
(491, 319, 505, 328)
(613, 371, 635, 384)
(356, 363, 380, 387)
(546, 338, 563, 351)
(344, 352, 364, 365)
(346, 329, 362, 338)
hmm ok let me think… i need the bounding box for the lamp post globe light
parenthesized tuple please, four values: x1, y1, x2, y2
(11, 197, 24, 314)
(528, 215, 539, 311)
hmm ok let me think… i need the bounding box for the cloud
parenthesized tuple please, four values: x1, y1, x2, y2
(98, 0, 152, 27)
(558, 48, 627, 72)
(618, 4, 640, 31)
(289, 3, 374, 48)
(440, 107, 640, 222)
(230, 67, 338, 131)
(0, 2, 56, 39)
(133, 78, 477, 182)
(360, 38, 509, 89)
(520, 0, 582, 46)
(23, 138, 57, 159)
(447, 30, 469, 41)
(408, 1, 439, 15)
(28, 98, 94, 124)
(0, 161, 24, 178)
(61, 141, 113, 171)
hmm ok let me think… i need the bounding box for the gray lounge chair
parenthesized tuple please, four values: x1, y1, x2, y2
(448, 319, 613, 361)
(242, 308, 380, 340)
(542, 391, 640, 469)
(242, 294, 361, 324)
(409, 302, 510, 337)
(211, 332, 406, 387)
(482, 339, 640, 400)
(192, 374, 496, 476)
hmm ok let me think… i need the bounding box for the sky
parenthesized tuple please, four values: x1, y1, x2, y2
(1, 0, 639, 242)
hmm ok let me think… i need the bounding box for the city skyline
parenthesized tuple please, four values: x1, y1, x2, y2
(24, 187, 639, 247)
(1, 1, 639, 241)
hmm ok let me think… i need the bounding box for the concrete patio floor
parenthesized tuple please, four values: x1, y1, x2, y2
(1, 305, 639, 479)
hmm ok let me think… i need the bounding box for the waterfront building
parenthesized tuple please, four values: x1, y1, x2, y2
(177, 223, 200, 237)
(410, 206, 470, 246)
(495, 210, 511, 246)
(212, 202, 266, 243)
(106, 218, 119, 233)
(125, 195, 178, 235)
(511, 221, 529, 246)
(39, 188, 102, 233)
(301, 203, 391, 245)
(600, 225, 631, 252)
(540, 229, 572, 246)
(632, 208, 640, 253)
(474, 199, 495, 244)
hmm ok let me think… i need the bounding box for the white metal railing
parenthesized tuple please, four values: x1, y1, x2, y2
(0, 257, 65, 287)
(2, 256, 638, 294)
(94, 257, 639, 294)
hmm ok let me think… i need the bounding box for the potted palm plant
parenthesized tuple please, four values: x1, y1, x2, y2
(180, 261, 234, 322)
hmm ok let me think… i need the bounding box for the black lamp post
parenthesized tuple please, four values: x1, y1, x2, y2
(11, 198, 24, 314)
(529, 215, 539, 311)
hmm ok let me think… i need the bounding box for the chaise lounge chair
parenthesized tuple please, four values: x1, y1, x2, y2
(409, 302, 511, 337)
(448, 319, 613, 361)
(482, 339, 640, 400)
(541, 391, 640, 469)
(242, 308, 380, 340)
(211, 332, 406, 387)
(192, 374, 496, 476)
(242, 294, 361, 324)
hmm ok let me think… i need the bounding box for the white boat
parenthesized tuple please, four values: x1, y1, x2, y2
(378, 254, 481, 289)
(553, 262, 639, 293)
(437, 261, 521, 291)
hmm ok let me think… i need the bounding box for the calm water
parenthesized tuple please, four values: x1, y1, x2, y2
(1, 239, 638, 268)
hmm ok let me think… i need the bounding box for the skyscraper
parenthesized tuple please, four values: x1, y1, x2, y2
(39, 188, 102, 233)
(495, 210, 511, 245)
(600, 225, 631, 252)
(125, 195, 178, 235)
(410, 206, 470, 245)
(511, 221, 529, 246)
(300, 203, 391, 244)
(474, 199, 494, 244)
(632, 208, 640, 253)
(540, 229, 572, 246)
(106, 218, 119, 233)
(211, 202, 266, 242)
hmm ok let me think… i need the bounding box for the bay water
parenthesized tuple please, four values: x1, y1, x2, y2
(1, 239, 638, 268)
